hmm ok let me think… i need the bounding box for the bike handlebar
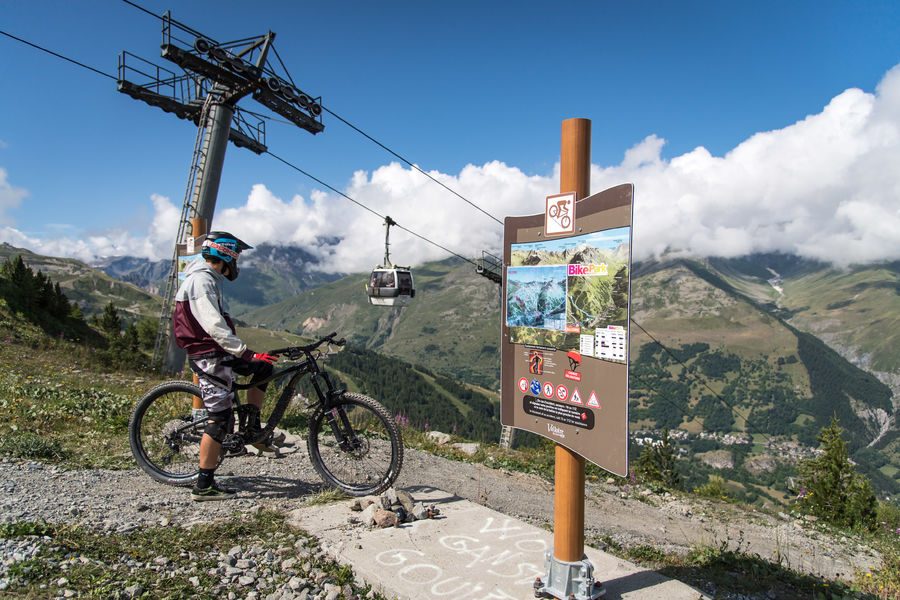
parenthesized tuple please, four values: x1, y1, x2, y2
(268, 332, 345, 360)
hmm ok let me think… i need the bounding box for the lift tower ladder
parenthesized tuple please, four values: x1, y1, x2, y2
(117, 11, 325, 372)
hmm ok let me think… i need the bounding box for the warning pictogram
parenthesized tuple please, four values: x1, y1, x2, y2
(587, 391, 600, 408)
(542, 382, 554, 398)
(556, 384, 569, 401)
(570, 388, 583, 404)
(518, 378, 529, 393)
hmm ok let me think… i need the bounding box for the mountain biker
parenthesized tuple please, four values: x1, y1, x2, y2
(172, 231, 278, 501)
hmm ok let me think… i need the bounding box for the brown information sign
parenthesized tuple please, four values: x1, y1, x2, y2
(501, 183, 633, 476)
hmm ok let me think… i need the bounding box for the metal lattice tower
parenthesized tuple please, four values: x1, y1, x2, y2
(117, 11, 325, 372)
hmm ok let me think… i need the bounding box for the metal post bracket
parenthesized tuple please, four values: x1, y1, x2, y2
(534, 552, 605, 599)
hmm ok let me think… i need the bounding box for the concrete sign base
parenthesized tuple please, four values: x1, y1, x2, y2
(289, 487, 707, 600)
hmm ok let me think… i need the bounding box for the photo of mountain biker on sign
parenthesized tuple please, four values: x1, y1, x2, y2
(172, 231, 279, 502)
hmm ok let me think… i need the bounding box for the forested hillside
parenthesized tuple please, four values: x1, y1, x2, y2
(295, 345, 501, 443)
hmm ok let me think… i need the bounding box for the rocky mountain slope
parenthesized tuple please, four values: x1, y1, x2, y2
(0, 243, 160, 320)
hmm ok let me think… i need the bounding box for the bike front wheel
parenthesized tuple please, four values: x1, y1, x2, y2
(129, 381, 204, 487)
(307, 393, 403, 496)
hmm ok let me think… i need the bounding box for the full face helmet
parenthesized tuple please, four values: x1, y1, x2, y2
(201, 231, 252, 281)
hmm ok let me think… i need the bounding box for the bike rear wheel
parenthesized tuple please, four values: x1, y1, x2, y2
(307, 393, 403, 496)
(129, 381, 205, 486)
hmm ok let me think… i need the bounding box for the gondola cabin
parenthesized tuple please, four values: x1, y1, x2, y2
(366, 267, 415, 307)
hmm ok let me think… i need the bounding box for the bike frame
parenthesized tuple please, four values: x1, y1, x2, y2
(229, 335, 360, 452)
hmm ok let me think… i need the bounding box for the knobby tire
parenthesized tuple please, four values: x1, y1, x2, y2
(129, 380, 204, 487)
(307, 393, 403, 496)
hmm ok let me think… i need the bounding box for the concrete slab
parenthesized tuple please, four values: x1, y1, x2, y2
(290, 486, 708, 600)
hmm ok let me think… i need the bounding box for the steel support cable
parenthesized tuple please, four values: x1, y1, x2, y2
(321, 106, 504, 225)
(265, 151, 479, 268)
(629, 317, 774, 445)
(0, 30, 117, 80)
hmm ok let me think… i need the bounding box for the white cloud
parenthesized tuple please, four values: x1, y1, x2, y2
(0, 194, 179, 264)
(5, 64, 900, 270)
(0, 168, 27, 226)
(590, 65, 900, 266)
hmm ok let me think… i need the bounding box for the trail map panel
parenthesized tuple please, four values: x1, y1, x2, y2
(501, 184, 633, 475)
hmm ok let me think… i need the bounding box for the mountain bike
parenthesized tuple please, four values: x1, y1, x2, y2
(128, 333, 403, 496)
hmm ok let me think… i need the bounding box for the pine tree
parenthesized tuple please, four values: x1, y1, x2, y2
(98, 302, 122, 336)
(797, 417, 877, 530)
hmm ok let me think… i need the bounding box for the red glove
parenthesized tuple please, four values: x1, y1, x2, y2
(240, 349, 278, 364)
(252, 352, 278, 365)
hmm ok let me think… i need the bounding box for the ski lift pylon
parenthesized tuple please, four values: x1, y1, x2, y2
(366, 216, 415, 307)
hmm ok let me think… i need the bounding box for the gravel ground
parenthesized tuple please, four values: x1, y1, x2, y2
(0, 442, 882, 590)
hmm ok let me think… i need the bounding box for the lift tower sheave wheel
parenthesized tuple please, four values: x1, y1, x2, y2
(117, 11, 325, 372)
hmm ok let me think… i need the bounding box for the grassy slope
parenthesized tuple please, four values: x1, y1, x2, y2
(780, 264, 900, 373)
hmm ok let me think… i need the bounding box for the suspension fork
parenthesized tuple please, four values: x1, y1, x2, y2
(312, 372, 359, 451)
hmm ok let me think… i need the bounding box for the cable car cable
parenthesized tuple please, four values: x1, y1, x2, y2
(118, 0, 504, 227)
(319, 107, 504, 226)
(266, 150, 479, 268)
(0, 30, 117, 81)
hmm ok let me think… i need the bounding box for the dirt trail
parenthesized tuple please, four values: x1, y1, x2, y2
(0, 447, 879, 582)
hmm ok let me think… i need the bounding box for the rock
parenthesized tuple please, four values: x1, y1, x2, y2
(426, 431, 452, 445)
(235, 558, 254, 569)
(349, 499, 363, 512)
(605, 477, 616, 484)
(360, 503, 378, 527)
(451, 442, 480, 456)
(394, 506, 408, 523)
(382, 487, 398, 507)
(373, 508, 399, 528)
(189, 576, 200, 587)
(228, 545, 242, 557)
(123, 584, 144, 598)
(281, 558, 297, 570)
(238, 575, 256, 586)
(396, 490, 415, 513)
(324, 583, 341, 600)
(413, 502, 429, 521)
(640, 489, 652, 497)
(288, 576, 304, 590)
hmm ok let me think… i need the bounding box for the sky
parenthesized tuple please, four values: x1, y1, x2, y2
(2, 0, 900, 272)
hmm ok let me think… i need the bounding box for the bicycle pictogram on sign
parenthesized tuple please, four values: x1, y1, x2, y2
(545, 192, 576, 235)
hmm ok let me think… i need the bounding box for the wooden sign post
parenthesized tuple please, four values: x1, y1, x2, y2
(555, 117, 591, 564)
(501, 118, 634, 599)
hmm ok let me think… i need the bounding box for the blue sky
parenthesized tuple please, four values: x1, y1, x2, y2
(2, 1, 900, 269)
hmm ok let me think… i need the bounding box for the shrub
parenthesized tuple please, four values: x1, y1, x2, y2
(0, 432, 67, 460)
(694, 475, 731, 500)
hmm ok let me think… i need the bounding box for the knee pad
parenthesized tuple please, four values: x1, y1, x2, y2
(204, 408, 234, 443)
